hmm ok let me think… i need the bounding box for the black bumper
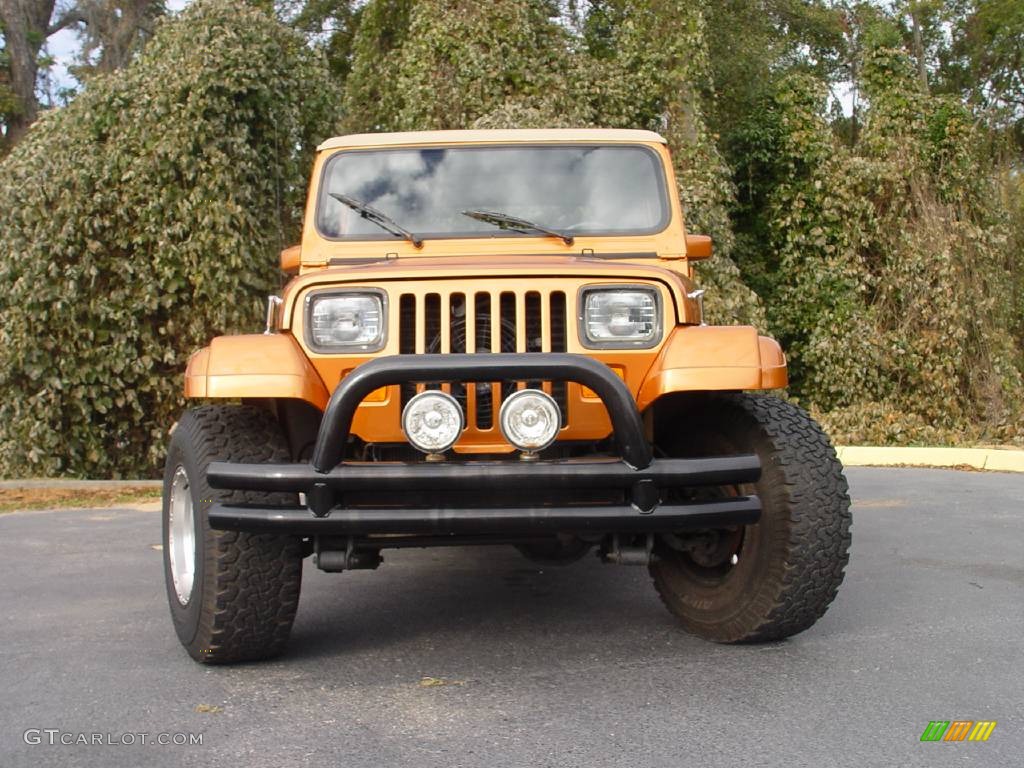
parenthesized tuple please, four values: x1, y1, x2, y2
(206, 353, 762, 537)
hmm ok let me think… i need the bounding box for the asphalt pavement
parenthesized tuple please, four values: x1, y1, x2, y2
(0, 467, 1021, 768)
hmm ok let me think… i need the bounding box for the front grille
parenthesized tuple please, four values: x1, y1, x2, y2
(398, 289, 569, 431)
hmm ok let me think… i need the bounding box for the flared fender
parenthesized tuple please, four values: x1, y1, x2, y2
(184, 334, 329, 410)
(637, 326, 787, 411)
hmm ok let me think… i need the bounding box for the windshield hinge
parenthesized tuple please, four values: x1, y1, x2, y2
(264, 296, 283, 334)
(687, 289, 707, 325)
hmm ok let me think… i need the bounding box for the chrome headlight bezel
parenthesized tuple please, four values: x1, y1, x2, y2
(304, 288, 388, 353)
(577, 284, 663, 349)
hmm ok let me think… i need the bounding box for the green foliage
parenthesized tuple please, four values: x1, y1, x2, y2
(938, 0, 1024, 147)
(595, 0, 765, 326)
(395, 0, 585, 131)
(703, 0, 845, 149)
(343, 0, 586, 132)
(68, 1, 168, 80)
(289, 0, 360, 81)
(746, 49, 1023, 445)
(1006, 171, 1024, 353)
(341, 0, 415, 132)
(0, 0, 340, 477)
(0, 72, 15, 153)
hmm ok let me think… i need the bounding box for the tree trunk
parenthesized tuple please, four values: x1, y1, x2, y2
(909, 2, 929, 94)
(69, 1, 163, 77)
(0, 0, 57, 144)
(850, 50, 859, 146)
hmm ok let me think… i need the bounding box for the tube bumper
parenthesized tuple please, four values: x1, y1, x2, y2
(208, 498, 761, 535)
(205, 353, 762, 537)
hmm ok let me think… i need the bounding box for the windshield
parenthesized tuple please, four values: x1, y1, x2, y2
(316, 145, 669, 242)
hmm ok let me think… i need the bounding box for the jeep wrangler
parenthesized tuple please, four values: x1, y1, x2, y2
(162, 129, 852, 663)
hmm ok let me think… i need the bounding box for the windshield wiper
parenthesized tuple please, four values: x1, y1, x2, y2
(462, 209, 574, 246)
(330, 193, 423, 248)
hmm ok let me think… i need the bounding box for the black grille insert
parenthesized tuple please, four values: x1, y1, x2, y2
(398, 289, 571, 433)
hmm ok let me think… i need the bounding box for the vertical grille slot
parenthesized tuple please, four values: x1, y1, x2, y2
(500, 292, 516, 352)
(450, 293, 466, 353)
(525, 291, 543, 390)
(474, 293, 493, 429)
(525, 292, 542, 352)
(399, 294, 417, 410)
(424, 294, 441, 353)
(549, 291, 568, 425)
(549, 292, 567, 353)
(448, 293, 466, 409)
(423, 293, 442, 393)
(499, 292, 519, 428)
(399, 294, 416, 355)
(474, 293, 492, 352)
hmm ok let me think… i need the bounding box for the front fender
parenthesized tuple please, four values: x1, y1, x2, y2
(637, 326, 787, 411)
(184, 334, 329, 410)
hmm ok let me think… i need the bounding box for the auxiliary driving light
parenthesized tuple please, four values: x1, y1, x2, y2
(401, 390, 464, 454)
(499, 389, 561, 453)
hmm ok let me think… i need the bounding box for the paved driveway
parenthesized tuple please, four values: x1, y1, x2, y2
(1, 468, 1021, 767)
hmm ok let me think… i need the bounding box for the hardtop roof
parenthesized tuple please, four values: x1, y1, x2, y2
(317, 128, 667, 151)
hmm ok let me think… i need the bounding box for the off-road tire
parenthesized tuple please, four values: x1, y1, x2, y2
(162, 405, 303, 663)
(650, 394, 851, 643)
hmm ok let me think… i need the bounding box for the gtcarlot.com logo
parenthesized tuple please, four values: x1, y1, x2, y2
(23, 729, 203, 746)
(921, 721, 997, 742)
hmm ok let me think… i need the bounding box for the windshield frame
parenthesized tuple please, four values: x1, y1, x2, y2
(313, 143, 672, 244)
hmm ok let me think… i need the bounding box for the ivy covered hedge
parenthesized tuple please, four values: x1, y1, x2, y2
(0, 0, 339, 477)
(732, 49, 1024, 446)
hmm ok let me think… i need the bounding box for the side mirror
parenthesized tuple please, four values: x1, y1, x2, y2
(280, 245, 301, 274)
(685, 234, 712, 260)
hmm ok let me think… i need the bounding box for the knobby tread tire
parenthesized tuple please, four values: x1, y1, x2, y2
(162, 405, 303, 663)
(650, 393, 852, 643)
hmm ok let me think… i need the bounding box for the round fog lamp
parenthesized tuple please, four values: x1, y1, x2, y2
(499, 389, 561, 452)
(402, 391, 464, 454)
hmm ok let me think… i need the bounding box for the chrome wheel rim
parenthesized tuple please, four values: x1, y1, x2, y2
(167, 465, 196, 605)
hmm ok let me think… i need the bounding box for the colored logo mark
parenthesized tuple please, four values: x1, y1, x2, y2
(920, 721, 997, 742)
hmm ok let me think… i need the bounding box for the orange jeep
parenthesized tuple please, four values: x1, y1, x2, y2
(161, 129, 852, 663)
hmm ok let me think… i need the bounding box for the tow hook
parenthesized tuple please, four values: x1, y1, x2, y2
(600, 533, 655, 565)
(313, 537, 382, 572)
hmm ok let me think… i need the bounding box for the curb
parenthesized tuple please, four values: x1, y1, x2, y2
(3, 447, 1024, 488)
(835, 446, 1024, 473)
(0, 479, 161, 490)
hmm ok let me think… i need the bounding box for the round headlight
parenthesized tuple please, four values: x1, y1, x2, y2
(401, 391, 464, 454)
(499, 389, 561, 452)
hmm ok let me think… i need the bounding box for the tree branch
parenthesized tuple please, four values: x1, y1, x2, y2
(47, 7, 88, 36)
